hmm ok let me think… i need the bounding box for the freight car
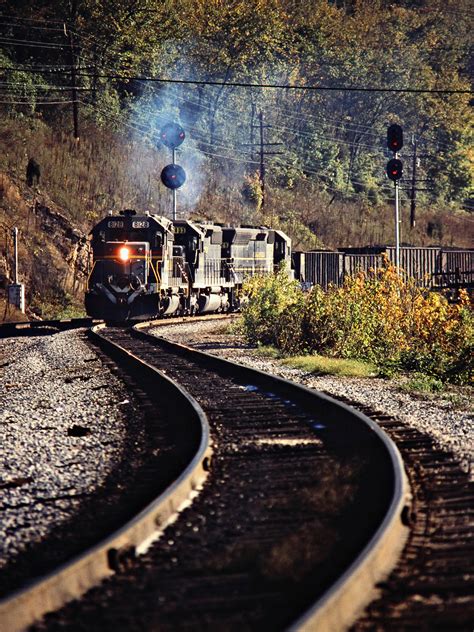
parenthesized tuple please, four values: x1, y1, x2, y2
(85, 209, 292, 321)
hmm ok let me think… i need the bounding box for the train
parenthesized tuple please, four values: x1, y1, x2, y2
(85, 209, 292, 321)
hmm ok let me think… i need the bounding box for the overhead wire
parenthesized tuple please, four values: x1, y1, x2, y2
(78, 96, 265, 167)
(0, 13, 66, 24)
(0, 39, 67, 51)
(0, 98, 73, 105)
(0, 64, 470, 94)
(79, 96, 392, 194)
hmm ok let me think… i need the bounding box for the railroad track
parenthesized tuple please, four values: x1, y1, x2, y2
(1, 316, 471, 630)
(0, 318, 100, 338)
(0, 323, 212, 631)
(143, 319, 474, 630)
(336, 397, 474, 631)
(0, 323, 408, 631)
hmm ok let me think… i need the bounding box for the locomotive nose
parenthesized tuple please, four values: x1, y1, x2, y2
(115, 274, 130, 289)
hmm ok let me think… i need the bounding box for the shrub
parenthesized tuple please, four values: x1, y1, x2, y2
(240, 266, 304, 348)
(241, 264, 473, 385)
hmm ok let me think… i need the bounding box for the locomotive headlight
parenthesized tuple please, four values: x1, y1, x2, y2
(119, 246, 130, 262)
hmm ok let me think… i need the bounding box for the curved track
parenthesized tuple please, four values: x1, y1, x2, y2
(335, 397, 474, 631)
(11, 324, 408, 632)
(0, 324, 212, 632)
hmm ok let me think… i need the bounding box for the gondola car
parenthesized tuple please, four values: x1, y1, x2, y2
(85, 209, 292, 321)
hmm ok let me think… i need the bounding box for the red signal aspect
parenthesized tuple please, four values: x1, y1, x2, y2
(387, 124, 403, 153)
(386, 158, 403, 181)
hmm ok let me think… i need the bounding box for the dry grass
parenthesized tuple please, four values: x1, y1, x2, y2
(254, 345, 377, 377)
(282, 355, 377, 377)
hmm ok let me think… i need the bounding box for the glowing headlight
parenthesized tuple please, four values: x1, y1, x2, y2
(119, 246, 130, 262)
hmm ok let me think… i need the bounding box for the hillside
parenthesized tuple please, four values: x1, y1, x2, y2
(0, 0, 472, 320)
(0, 171, 88, 320)
(0, 112, 472, 322)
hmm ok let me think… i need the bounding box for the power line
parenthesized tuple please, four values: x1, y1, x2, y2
(0, 39, 67, 51)
(0, 98, 74, 105)
(0, 13, 65, 24)
(0, 36, 65, 47)
(0, 66, 470, 95)
(125, 88, 385, 155)
(0, 63, 458, 156)
(0, 20, 65, 32)
(79, 98, 260, 167)
(79, 97, 393, 194)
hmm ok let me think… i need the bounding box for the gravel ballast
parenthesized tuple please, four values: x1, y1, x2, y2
(0, 329, 146, 588)
(149, 319, 473, 478)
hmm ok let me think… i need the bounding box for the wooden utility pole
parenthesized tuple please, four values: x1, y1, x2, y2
(244, 110, 283, 213)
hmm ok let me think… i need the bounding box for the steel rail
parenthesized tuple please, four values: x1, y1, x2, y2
(135, 321, 411, 631)
(0, 312, 236, 339)
(0, 323, 212, 632)
(0, 317, 101, 338)
(0, 317, 410, 630)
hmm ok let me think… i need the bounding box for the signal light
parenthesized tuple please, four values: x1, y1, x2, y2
(119, 246, 130, 261)
(386, 158, 403, 181)
(387, 124, 403, 152)
(161, 164, 186, 189)
(160, 122, 185, 149)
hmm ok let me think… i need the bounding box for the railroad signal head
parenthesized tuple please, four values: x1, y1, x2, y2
(161, 164, 186, 189)
(387, 124, 403, 152)
(160, 122, 185, 149)
(386, 158, 403, 181)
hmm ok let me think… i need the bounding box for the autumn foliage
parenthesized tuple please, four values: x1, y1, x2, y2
(241, 264, 473, 384)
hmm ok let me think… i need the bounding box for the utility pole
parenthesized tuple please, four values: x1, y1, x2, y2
(8, 227, 25, 313)
(258, 111, 266, 209)
(12, 226, 18, 284)
(244, 109, 283, 214)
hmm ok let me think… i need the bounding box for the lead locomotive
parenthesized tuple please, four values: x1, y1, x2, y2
(85, 209, 292, 321)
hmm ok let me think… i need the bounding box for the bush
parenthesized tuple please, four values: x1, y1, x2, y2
(240, 266, 304, 348)
(241, 264, 473, 385)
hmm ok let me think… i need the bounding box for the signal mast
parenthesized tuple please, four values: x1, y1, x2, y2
(386, 124, 404, 270)
(160, 122, 186, 220)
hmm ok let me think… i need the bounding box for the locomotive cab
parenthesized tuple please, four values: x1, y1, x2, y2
(173, 220, 230, 313)
(222, 226, 273, 284)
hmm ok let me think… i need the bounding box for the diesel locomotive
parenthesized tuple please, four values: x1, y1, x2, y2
(85, 209, 292, 321)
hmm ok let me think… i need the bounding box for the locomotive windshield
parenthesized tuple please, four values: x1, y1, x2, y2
(102, 229, 151, 243)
